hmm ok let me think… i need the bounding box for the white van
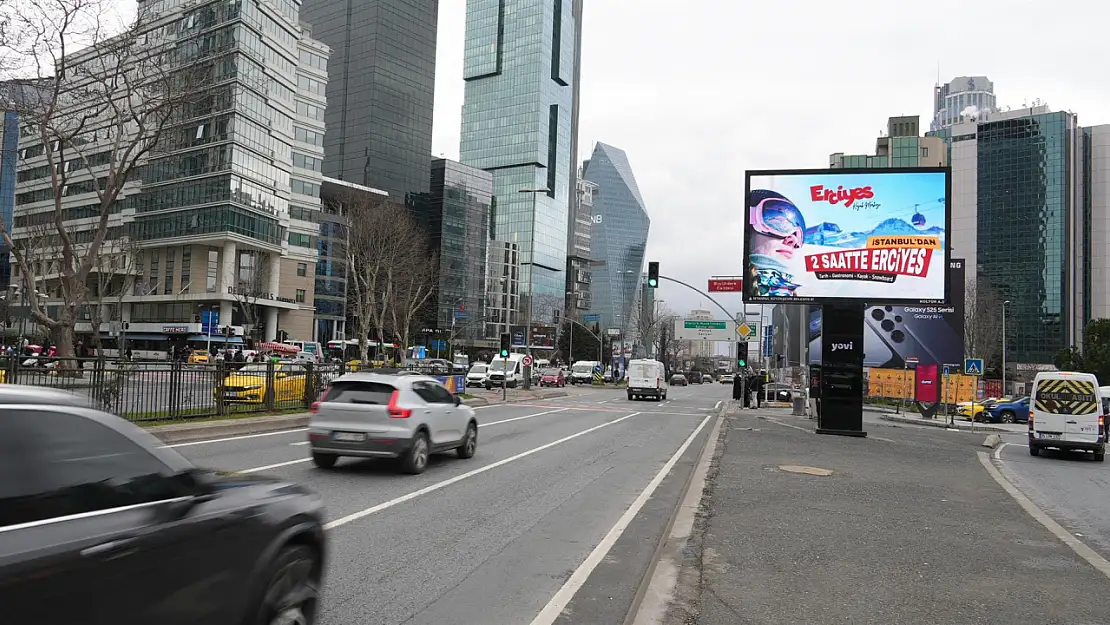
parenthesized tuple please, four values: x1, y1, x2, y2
(627, 359, 667, 401)
(486, 353, 525, 389)
(1029, 371, 1105, 462)
(570, 360, 600, 385)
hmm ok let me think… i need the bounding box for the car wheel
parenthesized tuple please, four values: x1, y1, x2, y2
(1000, 410, 1015, 424)
(627, 393, 633, 400)
(311, 453, 337, 469)
(457, 422, 478, 459)
(402, 432, 430, 474)
(1029, 445, 1040, 457)
(1095, 450, 1106, 462)
(254, 544, 319, 625)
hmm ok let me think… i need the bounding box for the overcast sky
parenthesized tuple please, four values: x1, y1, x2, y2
(432, 0, 1109, 320)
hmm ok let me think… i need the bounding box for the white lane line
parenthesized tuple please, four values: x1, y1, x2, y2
(483, 408, 570, 427)
(290, 441, 310, 446)
(529, 413, 715, 625)
(163, 428, 308, 448)
(978, 451, 1110, 580)
(323, 412, 643, 530)
(240, 458, 312, 473)
(993, 441, 1010, 460)
(714, 400, 723, 411)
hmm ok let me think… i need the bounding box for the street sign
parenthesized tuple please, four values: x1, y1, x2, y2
(964, 358, 984, 376)
(454, 311, 470, 319)
(762, 325, 773, 358)
(675, 319, 733, 341)
(583, 313, 600, 323)
(736, 321, 759, 340)
(522, 355, 534, 367)
(607, 328, 622, 336)
(942, 365, 950, 377)
(905, 356, 919, 364)
(708, 278, 743, 292)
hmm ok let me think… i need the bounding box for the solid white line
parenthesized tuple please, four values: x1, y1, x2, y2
(993, 441, 1010, 460)
(529, 413, 714, 625)
(290, 441, 310, 446)
(978, 451, 1110, 580)
(240, 458, 312, 473)
(714, 401, 723, 411)
(323, 412, 643, 530)
(163, 428, 308, 448)
(483, 408, 570, 427)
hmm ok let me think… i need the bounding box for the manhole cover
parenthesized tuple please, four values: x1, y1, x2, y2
(778, 465, 833, 476)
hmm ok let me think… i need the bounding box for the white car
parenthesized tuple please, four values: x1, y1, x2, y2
(466, 363, 490, 386)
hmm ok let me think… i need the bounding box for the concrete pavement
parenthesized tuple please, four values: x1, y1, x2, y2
(171, 384, 730, 624)
(660, 404, 1110, 625)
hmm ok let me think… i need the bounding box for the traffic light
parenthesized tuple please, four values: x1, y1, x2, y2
(647, 262, 659, 288)
(737, 342, 747, 368)
(499, 333, 511, 358)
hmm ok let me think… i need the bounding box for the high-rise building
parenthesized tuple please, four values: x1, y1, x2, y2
(1085, 125, 1110, 322)
(0, 109, 16, 289)
(12, 0, 329, 352)
(485, 240, 521, 340)
(415, 158, 494, 345)
(460, 0, 578, 322)
(299, 0, 438, 200)
(830, 116, 947, 169)
(931, 76, 997, 131)
(582, 142, 650, 333)
(686, 309, 714, 359)
(566, 172, 597, 318)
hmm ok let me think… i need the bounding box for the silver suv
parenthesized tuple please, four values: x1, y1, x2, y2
(308, 373, 478, 474)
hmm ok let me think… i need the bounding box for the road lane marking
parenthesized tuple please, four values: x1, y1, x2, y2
(979, 451, 1110, 580)
(761, 417, 810, 432)
(164, 428, 308, 448)
(240, 458, 312, 473)
(290, 441, 310, 446)
(529, 413, 715, 625)
(483, 408, 570, 427)
(323, 412, 643, 530)
(714, 400, 723, 410)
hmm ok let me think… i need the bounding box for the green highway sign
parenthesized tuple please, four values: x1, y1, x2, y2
(683, 320, 727, 330)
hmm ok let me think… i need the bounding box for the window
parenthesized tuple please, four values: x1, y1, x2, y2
(414, 382, 455, 404)
(206, 248, 218, 292)
(0, 409, 184, 528)
(289, 232, 313, 247)
(295, 288, 306, 303)
(164, 248, 176, 295)
(921, 146, 929, 157)
(180, 246, 192, 294)
(322, 380, 396, 404)
(297, 262, 307, 277)
(290, 178, 320, 197)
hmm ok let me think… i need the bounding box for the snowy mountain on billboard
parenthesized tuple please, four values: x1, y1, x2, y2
(804, 218, 944, 249)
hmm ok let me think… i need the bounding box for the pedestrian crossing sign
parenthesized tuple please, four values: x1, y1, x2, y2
(964, 358, 984, 376)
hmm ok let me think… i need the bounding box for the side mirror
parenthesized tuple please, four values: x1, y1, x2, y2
(453, 395, 462, 406)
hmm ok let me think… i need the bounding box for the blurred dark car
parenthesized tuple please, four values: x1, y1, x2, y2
(689, 374, 703, 384)
(0, 386, 327, 625)
(671, 374, 688, 386)
(762, 383, 794, 403)
(540, 369, 566, 387)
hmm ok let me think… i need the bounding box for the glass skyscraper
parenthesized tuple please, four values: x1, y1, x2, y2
(932, 76, 996, 132)
(582, 142, 650, 333)
(0, 110, 17, 289)
(299, 0, 438, 200)
(459, 0, 578, 319)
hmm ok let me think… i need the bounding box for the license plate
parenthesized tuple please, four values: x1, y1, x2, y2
(332, 431, 366, 442)
(1039, 433, 1062, 440)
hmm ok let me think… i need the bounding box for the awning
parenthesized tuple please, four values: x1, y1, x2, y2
(100, 333, 168, 341)
(187, 334, 244, 344)
(257, 341, 300, 354)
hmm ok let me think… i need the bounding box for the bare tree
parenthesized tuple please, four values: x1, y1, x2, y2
(633, 302, 676, 358)
(0, 0, 198, 362)
(527, 292, 563, 325)
(84, 235, 139, 353)
(389, 249, 438, 360)
(964, 276, 1003, 369)
(230, 252, 272, 344)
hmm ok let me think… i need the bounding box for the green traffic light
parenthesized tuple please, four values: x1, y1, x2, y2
(500, 350, 509, 358)
(738, 359, 746, 367)
(648, 278, 657, 287)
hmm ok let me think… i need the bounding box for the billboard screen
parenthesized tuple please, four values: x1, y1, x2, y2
(743, 168, 950, 304)
(809, 259, 965, 368)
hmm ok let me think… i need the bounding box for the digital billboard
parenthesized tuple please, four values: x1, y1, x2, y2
(743, 168, 950, 304)
(809, 259, 966, 368)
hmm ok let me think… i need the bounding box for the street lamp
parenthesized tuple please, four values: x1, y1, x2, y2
(517, 187, 552, 390)
(1002, 300, 1011, 395)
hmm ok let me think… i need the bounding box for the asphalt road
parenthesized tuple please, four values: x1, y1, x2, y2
(172, 383, 730, 625)
(995, 434, 1110, 561)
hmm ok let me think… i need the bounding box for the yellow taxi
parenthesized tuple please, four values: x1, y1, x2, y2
(957, 398, 998, 422)
(216, 362, 307, 404)
(188, 349, 210, 364)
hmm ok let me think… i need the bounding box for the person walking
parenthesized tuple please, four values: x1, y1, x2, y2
(732, 371, 744, 402)
(754, 373, 764, 409)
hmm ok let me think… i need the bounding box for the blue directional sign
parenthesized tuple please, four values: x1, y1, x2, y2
(201, 310, 218, 336)
(454, 311, 470, 319)
(942, 365, 950, 377)
(583, 313, 601, 323)
(964, 358, 984, 376)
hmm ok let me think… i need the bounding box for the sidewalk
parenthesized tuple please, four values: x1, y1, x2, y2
(662, 402, 1110, 624)
(877, 411, 1025, 433)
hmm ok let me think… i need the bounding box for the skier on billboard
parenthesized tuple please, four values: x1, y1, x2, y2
(747, 190, 805, 297)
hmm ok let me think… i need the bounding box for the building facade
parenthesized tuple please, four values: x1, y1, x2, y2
(298, 0, 438, 201)
(0, 110, 16, 289)
(931, 76, 996, 131)
(1086, 125, 1110, 322)
(830, 116, 947, 169)
(459, 0, 578, 322)
(566, 172, 597, 319)
(416, 158, 494, 344)
(485, 240, 521, 340)
(12, 0, 328, 353)
(581, 142, 650, 333)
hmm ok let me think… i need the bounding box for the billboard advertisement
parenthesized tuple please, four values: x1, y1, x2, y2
(743, 168, 950, 304)
(809, 259, 965, 368)
(509, 325, 556, 349)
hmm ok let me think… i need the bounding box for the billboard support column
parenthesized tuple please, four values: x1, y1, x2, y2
(816, 302, 866, 437)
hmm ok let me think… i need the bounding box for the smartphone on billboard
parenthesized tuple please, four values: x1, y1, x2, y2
(865, 306, 961, 366)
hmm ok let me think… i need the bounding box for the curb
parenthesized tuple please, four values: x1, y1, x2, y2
(878, 413, 1011, 433)
(147, 413, 310, 444)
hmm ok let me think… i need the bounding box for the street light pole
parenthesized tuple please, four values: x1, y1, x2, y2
(1002, 300, 1010, 395)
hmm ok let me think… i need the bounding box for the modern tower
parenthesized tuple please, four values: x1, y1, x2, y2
(931, 76, 996, 132)
(299, 0, 439, 200)
(582, 142, 650, 334)
(459, 0, 578, 322)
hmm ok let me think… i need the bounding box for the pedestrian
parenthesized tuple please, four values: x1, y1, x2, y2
(754, 374, 764, 409)
(125, 347, 133, 361)
(732, 372, 743, 402)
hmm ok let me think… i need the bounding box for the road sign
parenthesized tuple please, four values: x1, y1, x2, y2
(522, 355, 534, 367)
(964, 358, 984, 376)
(607, 328, 622, 336)
(762, 325, 773, 358)
(736, 321, 759, 340)
(943, 365, 950, 377)
(675, 319, 732, 341)
(708, 278, 743, 292)
(583, 313, 600, 323)
(905, 356, 919, 364)
(454, 311, 470, 319)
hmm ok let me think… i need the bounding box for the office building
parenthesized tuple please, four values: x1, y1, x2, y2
(298, 0, 438, 201)
(830, 116, 947, 169)
(931, 76, 996, 131)
(459, 0, 579, 322)
(0, 108, 16, 290)
(415, 158, 494, 344)
(315, 177, 389, 344)
(1086, 126, 1110, 322)
(686, 309, 714, 359)
(12, 0, 329, 353)
(566, 173, 598, 318)
(582, 142, 650, 333)
(485, 240, 521, 340)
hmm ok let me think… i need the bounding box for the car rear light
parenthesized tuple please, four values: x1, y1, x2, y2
(1028, 412, 1035, 429)
(310, 401, 320, 413)
(388, 390, 411, 418)
(1100, 415, 1106, 436)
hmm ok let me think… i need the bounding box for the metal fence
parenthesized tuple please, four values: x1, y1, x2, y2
(1, 357, 358, 423)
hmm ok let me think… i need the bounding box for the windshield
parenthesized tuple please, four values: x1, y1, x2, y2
(542, 369, 559, 376)
(572, 364, 593, 373)
(629, 363, 651, 378)
(470, 365, 488, 374)
(490, 360, 514, 372)
(233, 364, 269, 376)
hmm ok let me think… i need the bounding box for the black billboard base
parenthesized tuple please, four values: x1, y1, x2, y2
(817, 302, 866, 436)
(816, 427, 868, 438)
